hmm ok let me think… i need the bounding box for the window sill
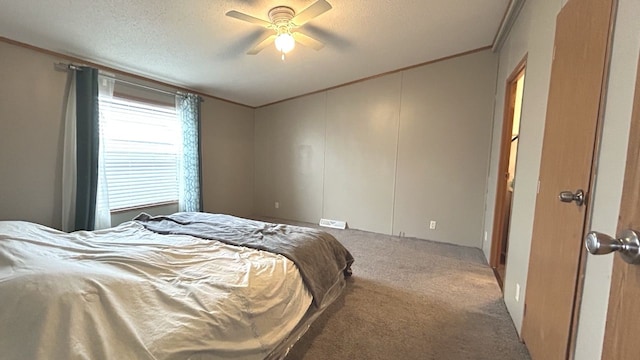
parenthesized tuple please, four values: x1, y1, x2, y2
(110, 201, 179, 214)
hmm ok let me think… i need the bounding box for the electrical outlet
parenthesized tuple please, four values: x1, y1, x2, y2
(429, 220, 437, 230)
(274, 201, 279, 209)
(515, 283, 521, 302)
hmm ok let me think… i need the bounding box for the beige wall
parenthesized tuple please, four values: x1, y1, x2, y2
(394, 52, 497, 247)
(324, 74, 401, 235)
(255, 50, 498, 247)
(0, 41, 255, 229)
(254, 93, 326, 223)
(201, 97, 255, 217)
(483, 0, 560, 333)
(0, 42, 68, 228)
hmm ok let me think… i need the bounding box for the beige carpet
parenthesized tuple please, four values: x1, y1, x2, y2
(260, 218, 531, 360)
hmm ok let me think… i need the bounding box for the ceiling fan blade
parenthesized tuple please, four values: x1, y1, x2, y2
(291, 0, 332, 26)
(226, 10, 272, 28)
(247, 34, 277, 55)
(292, 32, 325, 51)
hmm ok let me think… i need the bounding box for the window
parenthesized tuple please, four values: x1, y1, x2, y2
(98, 96, 181, 211)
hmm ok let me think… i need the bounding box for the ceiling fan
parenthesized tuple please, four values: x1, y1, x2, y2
(226, 0, 332, 59)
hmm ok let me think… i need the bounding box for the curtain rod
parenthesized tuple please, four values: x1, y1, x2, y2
(55, 62, 199, 100)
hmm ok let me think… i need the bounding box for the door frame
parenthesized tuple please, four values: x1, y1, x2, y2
(490, 55, 527, 284)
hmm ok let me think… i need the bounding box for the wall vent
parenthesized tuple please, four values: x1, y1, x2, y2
(319, 218, 347, 230)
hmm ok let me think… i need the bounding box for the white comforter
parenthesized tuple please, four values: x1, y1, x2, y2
(0, 220, 312, 360)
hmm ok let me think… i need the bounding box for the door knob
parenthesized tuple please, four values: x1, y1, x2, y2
(585, 229, 640, 264)
(558, 189, 585, 206)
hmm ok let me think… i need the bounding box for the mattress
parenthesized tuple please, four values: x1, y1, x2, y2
(0, 215, 351, 359)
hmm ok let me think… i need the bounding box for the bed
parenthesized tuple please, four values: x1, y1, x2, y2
(0, 212, 353, 360)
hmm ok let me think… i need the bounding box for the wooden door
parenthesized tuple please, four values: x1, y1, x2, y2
(600, 50, 640, 360)
(521, 0, 615, 359)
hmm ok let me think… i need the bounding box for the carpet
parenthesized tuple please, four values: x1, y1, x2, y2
(261, 218, 531, 360)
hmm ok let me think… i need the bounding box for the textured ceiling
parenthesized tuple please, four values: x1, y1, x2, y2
(0, 0, 509, 107)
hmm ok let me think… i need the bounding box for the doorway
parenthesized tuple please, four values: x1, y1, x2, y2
(490, 58, 526, 289)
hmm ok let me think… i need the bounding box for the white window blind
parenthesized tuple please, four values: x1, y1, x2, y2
(99, 96, 180, 211)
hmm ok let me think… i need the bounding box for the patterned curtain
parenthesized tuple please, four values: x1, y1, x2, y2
(176, 94, 203, 212)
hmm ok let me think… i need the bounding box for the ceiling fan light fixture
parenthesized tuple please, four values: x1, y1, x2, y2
(274, 32, 295, 54)
(226, 1, 331, 58)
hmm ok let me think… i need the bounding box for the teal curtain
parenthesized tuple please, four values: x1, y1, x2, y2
(74, 67, 100, 230)
(176, 94, 202, 212)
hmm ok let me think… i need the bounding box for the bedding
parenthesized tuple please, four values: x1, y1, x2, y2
(135, 212, 354, 310)
(0, 213, 353, 360)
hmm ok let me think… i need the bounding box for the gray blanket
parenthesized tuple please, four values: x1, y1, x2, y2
(135, 212, 354, 309)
